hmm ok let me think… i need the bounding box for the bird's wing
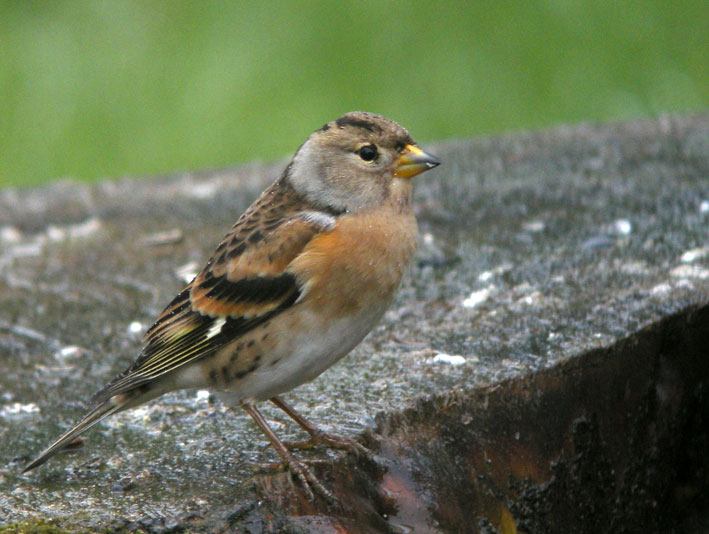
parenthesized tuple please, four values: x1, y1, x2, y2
(93, 208, 337, 403)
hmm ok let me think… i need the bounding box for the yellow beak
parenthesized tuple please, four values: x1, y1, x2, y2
(393, 144, 441, 178)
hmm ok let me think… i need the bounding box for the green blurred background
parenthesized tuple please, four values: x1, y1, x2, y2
(1, 1, 706, 189)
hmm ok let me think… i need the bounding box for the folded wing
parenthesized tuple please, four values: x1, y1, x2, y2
(93, 209, 336, 403)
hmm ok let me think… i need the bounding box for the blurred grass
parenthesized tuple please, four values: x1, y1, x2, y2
(0, 1, 706, 188)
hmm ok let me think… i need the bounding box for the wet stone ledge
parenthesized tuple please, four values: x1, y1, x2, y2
(1, 114, 708, 533)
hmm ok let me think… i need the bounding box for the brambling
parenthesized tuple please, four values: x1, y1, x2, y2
(23, 111, 440, 501)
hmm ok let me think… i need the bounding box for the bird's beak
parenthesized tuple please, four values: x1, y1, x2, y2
(393, 144, 441, 178)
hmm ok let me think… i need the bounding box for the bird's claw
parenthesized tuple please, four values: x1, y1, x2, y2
(261, 432, 371, 460)
(255, 456, 337, 503)
(284, 431, 373, 460)
(258, 458, 336, 503)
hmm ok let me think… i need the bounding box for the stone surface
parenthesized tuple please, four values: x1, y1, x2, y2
(0, 114, 708, 532)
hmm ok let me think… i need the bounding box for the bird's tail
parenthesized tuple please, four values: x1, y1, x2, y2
(22, 396, 127, 473)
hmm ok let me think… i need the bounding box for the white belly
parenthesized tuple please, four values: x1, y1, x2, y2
(221, 307, 385, 402)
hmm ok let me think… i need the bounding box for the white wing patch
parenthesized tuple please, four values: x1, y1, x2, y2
(205, 317, 226, 339)
(299, 211, 337, 231)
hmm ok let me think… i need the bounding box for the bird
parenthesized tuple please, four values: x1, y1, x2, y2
(22, 111, 441, 501)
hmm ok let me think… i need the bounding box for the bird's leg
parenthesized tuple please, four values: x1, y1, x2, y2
(240, 400, 335, 503)
(269, 396, 371, 458)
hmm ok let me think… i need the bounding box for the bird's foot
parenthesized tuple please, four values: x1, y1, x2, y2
(242, 399, 340, 503)
(265, 455, 336, 503)
(283, 430, 372, 459)
(256, 457, 330, 471)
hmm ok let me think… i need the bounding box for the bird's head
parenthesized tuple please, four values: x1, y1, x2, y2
(287, 111, 440, 213)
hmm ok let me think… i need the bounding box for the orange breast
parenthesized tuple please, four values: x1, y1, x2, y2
(289, 208, 418, 316)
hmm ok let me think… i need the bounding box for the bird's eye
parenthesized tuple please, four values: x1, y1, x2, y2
(357, 145, 378, 162)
